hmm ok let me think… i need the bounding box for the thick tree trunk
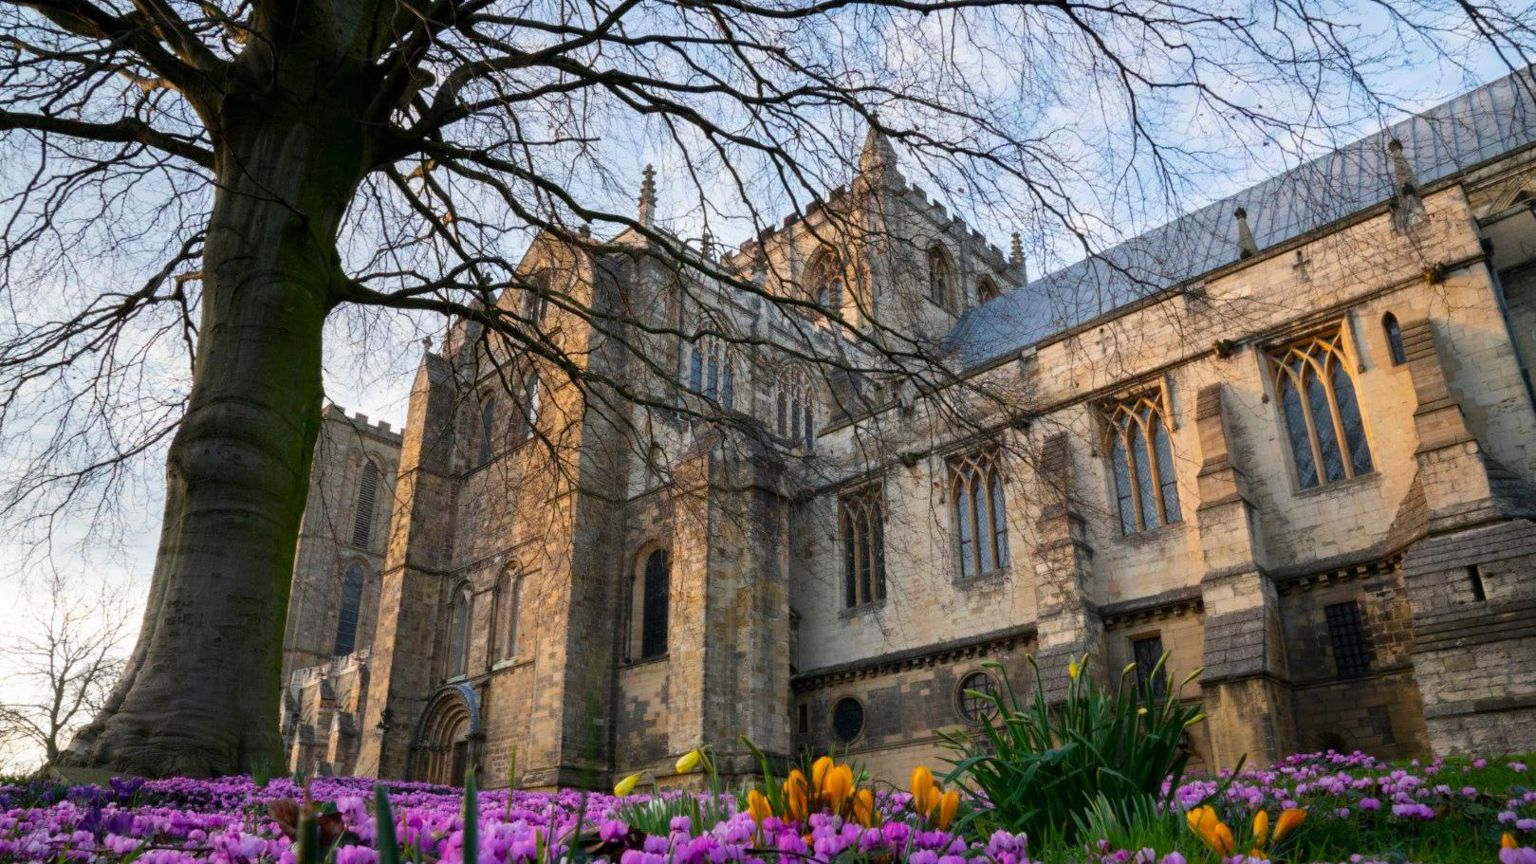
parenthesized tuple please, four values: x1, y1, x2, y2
(64, 89, 367, 776)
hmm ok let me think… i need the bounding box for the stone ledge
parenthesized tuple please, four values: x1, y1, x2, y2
(791, 623, 1035, 691)
(1422, 691, 1536, 719)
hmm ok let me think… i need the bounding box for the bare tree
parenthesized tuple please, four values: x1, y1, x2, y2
(0, 0, 1530, 776)
(0, 576, 127, 772)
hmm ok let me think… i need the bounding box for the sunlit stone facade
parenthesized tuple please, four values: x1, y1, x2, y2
(280, 69, 1536, 787)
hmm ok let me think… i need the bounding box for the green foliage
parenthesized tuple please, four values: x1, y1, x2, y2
(939, 653, 1204, 844)
(617, 747, 735, 838)
(374, 783, 401, 864)
(463, 770, 479, 864)
(1071, 793, 1186, 856)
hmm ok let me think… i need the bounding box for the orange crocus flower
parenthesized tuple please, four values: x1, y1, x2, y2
(910, 765, 938, 817)
(852, 789, 877, 827)
(747, 789, 772, 826)
(1271, 808, 1306, 843)
(826, 764, 854, 813)
(783, 770, 809, 824)
(936, 789, 960, 830)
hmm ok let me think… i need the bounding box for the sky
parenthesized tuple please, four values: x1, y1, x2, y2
(0, 5, 1527, 771)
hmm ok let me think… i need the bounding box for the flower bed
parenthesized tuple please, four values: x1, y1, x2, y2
(2, 751, 1534, 863)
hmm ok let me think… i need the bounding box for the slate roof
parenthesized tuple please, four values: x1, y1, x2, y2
(943, 66, 1536, 369)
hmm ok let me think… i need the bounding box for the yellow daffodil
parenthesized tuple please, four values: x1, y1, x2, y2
(937, 789, 960, 830)
(746, 789, 771, 825)
(1252, 809, 1269, 846)
(1271, 808, 1306, 843)
(675, 749, 703, 774)
(1069, 659, 1081, 680)
(613, 771, 642, 797)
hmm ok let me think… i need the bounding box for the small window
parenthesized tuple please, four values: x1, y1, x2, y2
(839, 483, 886, 608)
(831, 697, 864, 743)
(797, 704, 809, 734)
(957, 671, 999, 723)
(774, 365, 815, 448)
(333, 563, 365, 656)
(976, 275, 1000, 303)
(1467, 564, 1487, 602)
(447, 584, 472, 678)
(1383, 313, 1407, 365)
(629, 549, 670, 661)
(351, 461, 380, 548)
(1131, 635, 1166, 699)
(477, 398, 496, 467)
(1324, 600, 1374, 678)
(927, 244, 954, 310)
(500, 571, 523, 660)
(518, 371, 541, 441)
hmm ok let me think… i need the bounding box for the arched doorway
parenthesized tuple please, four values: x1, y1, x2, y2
(411, 683, 481, 786)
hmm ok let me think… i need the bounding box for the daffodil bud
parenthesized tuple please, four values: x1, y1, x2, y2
(675, 749, 703, 774)
(613, 772, 642, 797)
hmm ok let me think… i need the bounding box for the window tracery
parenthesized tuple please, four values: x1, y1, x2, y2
(839, 482, 886, 608)
(948, 446, 1010, 578)
(1104, 391, 1182, 533)
(928, 244, 955, 311)
(333, 563, 365, 656)
(1268, 329, 1373, 489)
(774, 365, 815, 449)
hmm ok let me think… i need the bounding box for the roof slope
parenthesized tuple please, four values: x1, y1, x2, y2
(944, 66, 1536, 369)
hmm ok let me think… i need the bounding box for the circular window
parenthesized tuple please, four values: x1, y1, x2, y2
(831, 697, 865, 743)
(957, 671, 999, 723)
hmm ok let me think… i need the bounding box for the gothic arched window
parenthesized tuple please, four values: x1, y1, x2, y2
(927, 244, 954, 311)
(976, 275, 1000, 303)
(839, 482, 886, 608)
(774, 366, 815, 449)
(629, 548, 670, 661)
(518, 370, 542, 441)
(333, 563, 365, 656)
(447, 584, 472, 678)
(350, 460, 379, 548)
(1383, 313, 1407, 366)
(499, 570, 523, 660)
(477, 397, 495, 467)
(949, 446, 1010, 578)
(684, 334, 736, 410)
(807, 249, 844, 314)
(1105, 393, 1182, 534)
(1270, 330, 1374, 490)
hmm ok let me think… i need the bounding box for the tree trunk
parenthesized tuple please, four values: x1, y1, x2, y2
(63, 88, 367, 776)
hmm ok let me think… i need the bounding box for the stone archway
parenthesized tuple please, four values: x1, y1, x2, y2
(410, 683, 481, 786)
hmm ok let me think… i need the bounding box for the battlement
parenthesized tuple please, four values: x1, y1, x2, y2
(324, 403, 403, 443)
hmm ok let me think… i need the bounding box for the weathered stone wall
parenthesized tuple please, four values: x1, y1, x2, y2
(793, 632, 1035, 784)
(1277, 564, 1429, 759)
(288, 118, 1536, 787)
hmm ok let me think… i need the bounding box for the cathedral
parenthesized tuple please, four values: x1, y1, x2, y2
(280, 67, 1536, 789)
